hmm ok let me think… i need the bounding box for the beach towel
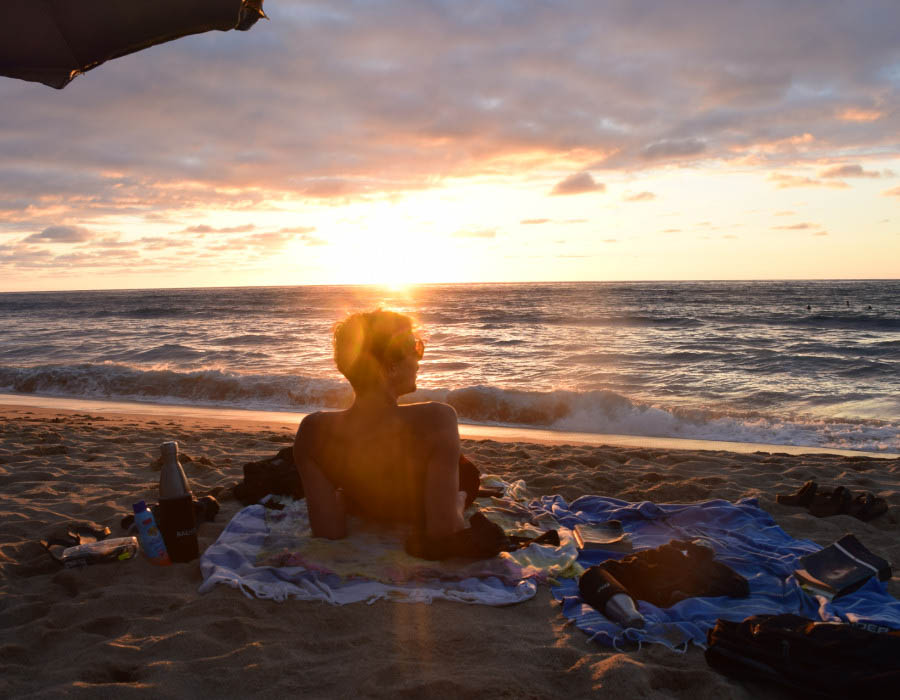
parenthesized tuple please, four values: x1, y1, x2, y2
(537, 495, 900, 650)
(199, 481, 579, 606)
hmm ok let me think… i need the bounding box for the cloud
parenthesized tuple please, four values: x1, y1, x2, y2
(139, 237, 195, 250)
(551, 172, 604, 196)
(882, 186, 900, 197)
(520, 218, 550, 225)
(93, 236, 132, 248)
(774, 223, 814, 230)
(24, 225, 94, 243)
(624, 191, 656, 202)
(819, 164, 880, 178)
(276, 226, 317, 235)
(297, 179, 365, 198)
(183, 224, 256, 234)
(774, 210, 795, 216)
(662, 228, 681, 233)
(639, 139, 706, 161)
(812, 231, 828, 236)
(769, 174, 849, 189)
(837, 108, 883, 122)
(452, 229, 496, 238)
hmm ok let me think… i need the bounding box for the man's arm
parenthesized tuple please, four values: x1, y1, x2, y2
(421, 403, 466, 538)
(293, 414, 347, 539)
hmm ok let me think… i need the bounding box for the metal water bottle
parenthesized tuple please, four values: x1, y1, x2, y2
(157, 441, 198, 562)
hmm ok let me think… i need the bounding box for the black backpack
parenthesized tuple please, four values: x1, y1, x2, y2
(705, 613, 900, 698)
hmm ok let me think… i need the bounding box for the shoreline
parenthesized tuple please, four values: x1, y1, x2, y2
(2, 392, 896, 459)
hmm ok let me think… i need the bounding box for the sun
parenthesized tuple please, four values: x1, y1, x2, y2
(323, 201, 470, 285)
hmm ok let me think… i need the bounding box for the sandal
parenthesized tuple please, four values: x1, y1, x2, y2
(807, 486, 852, 518)
(40, 521, 112, 563)
(846, 492, 889, 522)
(776, 481, 818, 507)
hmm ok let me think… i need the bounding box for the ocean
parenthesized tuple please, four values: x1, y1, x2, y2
(1, 281, 898, 453)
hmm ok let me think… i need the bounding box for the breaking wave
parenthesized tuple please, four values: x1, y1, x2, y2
(1, 363, 897, 453)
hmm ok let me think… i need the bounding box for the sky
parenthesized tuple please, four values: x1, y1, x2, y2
(1, 0, 899, 291)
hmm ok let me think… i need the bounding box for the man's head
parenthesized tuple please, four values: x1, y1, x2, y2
(333, 309, 424, 393)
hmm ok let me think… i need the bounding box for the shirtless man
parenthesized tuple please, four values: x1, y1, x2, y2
(293, 310, 467, 540)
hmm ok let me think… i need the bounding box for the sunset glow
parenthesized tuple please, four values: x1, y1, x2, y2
(1, 2, 898, 291)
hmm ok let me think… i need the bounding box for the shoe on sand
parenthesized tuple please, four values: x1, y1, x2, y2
(776, 481, 818, 507)
(846, 492, 889, 522)
(807, 486, 852, 518)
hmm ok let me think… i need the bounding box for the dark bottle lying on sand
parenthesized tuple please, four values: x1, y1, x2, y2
(579, 567, 645, 629)
(157, 441, 199, 562)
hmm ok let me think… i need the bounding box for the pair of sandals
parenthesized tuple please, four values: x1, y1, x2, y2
(776, 480, 888, 521)
(40, 521, 112, 563)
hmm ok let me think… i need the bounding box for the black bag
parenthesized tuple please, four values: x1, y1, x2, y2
(705, 614, 900, 698)
(233, 447, 303, 505)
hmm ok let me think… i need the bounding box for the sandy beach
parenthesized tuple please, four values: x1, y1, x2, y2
(2, 404, 898, 699)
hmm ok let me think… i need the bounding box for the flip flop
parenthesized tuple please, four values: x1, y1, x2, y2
(776, 480, 818, 507)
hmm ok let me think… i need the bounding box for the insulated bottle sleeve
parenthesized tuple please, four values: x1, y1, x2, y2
(579, 565, 633, 611)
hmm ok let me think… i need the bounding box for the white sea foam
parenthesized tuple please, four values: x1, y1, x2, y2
(1, 363, 897, 452)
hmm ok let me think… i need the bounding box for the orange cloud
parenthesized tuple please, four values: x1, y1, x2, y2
(768, 173, 849, 189)
(774, 223, 814, 230)
(837, 108, 883, 122)
(550, 172, 604, 196)
(819, 164, 880, 178)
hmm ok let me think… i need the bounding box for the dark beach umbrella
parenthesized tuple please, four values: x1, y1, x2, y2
(0, 0, 266, 89)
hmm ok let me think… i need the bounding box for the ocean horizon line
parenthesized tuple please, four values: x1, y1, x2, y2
(2, 277, 899, 295)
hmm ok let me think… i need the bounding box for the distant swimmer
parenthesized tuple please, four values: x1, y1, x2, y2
(846, 301, 850, 307)
(867, 305, 873, 310)
(806, 304, 811, 311)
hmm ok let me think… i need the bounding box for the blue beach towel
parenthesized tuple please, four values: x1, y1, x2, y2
(534, 495, 900, 650)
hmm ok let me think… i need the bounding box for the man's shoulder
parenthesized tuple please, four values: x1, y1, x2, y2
(298, 410, 342, 436)
(399, 401, 457, 424)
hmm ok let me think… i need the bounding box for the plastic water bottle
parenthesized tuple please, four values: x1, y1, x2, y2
(132, 500, 171, 565)
(157, 441, 199, 562)
(579, 567, 646, 629)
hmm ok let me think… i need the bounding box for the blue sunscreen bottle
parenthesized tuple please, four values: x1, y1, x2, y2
(132, 500, 172, 565)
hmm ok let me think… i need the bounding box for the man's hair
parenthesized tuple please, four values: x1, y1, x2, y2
(333, 309, 419, 391)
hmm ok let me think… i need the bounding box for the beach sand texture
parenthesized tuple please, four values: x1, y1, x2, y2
(2, 405, 898, 699)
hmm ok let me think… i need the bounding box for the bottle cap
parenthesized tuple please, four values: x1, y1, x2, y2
(132, 500, 147, 514)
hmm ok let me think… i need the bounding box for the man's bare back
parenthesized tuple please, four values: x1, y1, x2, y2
(296, 401, 460, 528)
